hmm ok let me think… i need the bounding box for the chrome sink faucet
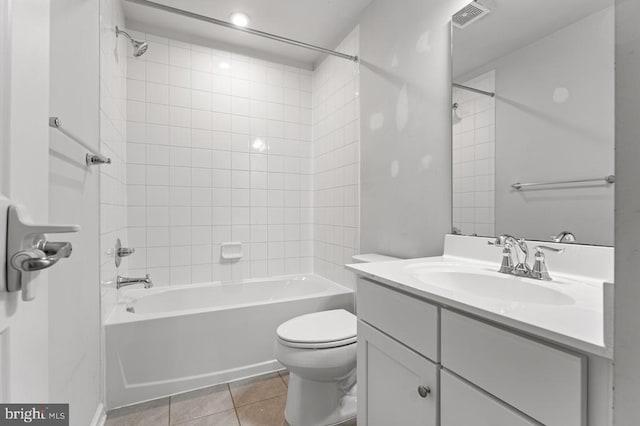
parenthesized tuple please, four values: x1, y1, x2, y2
(489, 234, 531, 277)
(489, 235, 564, 281)
(116, 274, 153, 289)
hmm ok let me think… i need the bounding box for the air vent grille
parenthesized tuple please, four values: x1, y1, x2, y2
(453, 2, 491, 29)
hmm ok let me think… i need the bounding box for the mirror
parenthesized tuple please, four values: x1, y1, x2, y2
(451, 0, 615, 246)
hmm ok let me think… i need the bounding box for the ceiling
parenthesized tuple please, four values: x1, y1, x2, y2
(453, 0, 613, 78)
(123, 0, 372, 69)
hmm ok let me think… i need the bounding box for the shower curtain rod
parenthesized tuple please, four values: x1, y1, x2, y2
(453, 83, 495, 98)
(125, 0, 359, 62)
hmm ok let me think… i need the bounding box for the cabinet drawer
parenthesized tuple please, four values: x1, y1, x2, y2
(441, 310, 586, 426)
(357, 278, 439, 361)
(441, 370, 539, 426)
(358, 320, 438, 426)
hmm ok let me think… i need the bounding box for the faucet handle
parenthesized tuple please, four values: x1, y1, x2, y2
(532, 246, 563, 281)
(534, 245, 565, 255)
(488, 236, 509, 247)
(551, 231, 576, 243)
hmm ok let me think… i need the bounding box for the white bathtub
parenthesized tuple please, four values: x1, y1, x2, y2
(105, 274, 354, 409)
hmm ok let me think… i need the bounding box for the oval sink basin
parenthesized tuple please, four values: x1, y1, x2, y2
(412, 270, 574, 306)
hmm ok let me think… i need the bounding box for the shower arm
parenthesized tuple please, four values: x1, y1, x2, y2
(115, 26, 134, 41)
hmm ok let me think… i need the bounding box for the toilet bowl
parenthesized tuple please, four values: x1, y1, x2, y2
(275, 309, 358, 426)
(275, 253, 400, 426)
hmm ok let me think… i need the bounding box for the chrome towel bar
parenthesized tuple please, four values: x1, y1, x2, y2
(49, 116, 111, 166)
(512, 175, 615, 190)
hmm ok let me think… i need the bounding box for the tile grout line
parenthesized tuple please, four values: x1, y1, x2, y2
(167, 395, 171, 426)
(228, 383, 243, 426)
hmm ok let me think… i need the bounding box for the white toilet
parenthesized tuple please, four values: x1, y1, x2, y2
(275, 254, 399, 426)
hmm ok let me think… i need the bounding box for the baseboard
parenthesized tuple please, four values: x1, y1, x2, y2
(90, 402, 106, 426)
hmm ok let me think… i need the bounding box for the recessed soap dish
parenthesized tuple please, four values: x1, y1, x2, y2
(221, 242, 243, 260)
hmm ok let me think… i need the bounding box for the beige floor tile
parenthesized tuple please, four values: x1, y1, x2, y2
(236, 395, 287, 426)
(174, 409, 240, 426)
(229, 373, 287, 407)
(106, 398, 169, 426)
(170, 384, 235, 425)
(278, 371, 289, 386)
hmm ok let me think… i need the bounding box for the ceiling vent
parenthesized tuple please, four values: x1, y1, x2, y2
(453, 2, 491, 29)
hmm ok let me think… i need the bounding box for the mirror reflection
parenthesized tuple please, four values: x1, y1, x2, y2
(451, 0, 615, 246)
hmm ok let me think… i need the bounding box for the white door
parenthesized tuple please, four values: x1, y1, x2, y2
(0, 0, 52, 402)
(357, 321, 438, 426)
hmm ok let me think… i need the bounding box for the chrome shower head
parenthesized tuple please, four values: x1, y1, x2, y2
(116, 26, 148, 57)
(452, 102, 463, 124)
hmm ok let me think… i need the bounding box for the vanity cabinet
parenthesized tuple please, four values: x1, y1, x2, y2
(357, 278, 594, 426)
(357, 320, 438, 426)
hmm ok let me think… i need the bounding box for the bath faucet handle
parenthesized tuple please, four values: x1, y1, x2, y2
(532, 246, 564, 281)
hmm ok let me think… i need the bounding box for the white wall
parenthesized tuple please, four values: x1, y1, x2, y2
(614, 0, 640, 423)
(488, 8, 614, 245)
(124, 31, 314, 286)
(358, 0, 467, 258)
(49, 0, 102, 423)
(99, 0, 128, 322)
(452, 71, 496, 236)
(312, 28, 361, 289)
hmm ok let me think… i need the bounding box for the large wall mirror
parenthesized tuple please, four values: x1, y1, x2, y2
(451, 0, 614, 246)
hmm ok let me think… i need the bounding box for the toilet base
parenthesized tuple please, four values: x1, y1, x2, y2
(284, 372, 357, 426)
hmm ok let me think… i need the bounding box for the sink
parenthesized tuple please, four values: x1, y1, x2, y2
(408, 266, 575, 306)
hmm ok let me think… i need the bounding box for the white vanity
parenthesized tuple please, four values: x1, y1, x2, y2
(347, 235, 613, 426)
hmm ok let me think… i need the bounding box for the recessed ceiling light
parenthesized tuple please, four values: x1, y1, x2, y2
(219, 62, 231, 70)
(230, 12, 249, 27)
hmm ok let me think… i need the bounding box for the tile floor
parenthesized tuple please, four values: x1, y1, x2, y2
(105, 371, 356, 426)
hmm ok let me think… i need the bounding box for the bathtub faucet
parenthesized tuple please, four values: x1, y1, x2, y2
(116, 274, 153, 289)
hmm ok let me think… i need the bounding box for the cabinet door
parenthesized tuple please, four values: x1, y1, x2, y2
(441, 310, 585, 426)
(358, 320, 437, 426)
(441, 370, 540, 426)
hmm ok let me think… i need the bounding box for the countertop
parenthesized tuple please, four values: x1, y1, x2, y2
(347, 252, 613, 359)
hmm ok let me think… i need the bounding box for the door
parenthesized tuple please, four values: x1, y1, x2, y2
(0, 0, 51, 401)
(357, 320, 437, 426)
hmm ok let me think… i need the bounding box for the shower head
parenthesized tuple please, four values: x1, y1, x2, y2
(116, 26, 148, 57)
(452, 103, 462, 124)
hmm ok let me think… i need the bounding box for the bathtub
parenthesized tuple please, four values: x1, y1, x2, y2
(105, 274, 354, 409)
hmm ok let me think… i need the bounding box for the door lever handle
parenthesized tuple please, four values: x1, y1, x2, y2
(11, 241, 73, 272)
(6, 204, 80, 300)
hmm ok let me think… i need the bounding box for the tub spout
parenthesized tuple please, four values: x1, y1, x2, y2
(117, 274, 153, 289)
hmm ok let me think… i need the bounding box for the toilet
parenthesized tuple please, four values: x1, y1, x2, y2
(275, 254, 399, 426)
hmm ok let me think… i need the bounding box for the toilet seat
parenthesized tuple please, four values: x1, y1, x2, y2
(277, 309, 357, 349)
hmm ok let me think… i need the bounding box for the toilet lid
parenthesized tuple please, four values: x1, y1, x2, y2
(277, 309, 357, 349)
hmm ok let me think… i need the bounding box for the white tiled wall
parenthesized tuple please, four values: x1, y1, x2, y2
(124, 31, 314, 286)
(452, 70, 495, 237)
(312, 28, 361, 289)
(99, 0, 128, 320)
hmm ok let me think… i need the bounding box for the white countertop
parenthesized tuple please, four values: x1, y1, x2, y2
(347, 235, 613, 359)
